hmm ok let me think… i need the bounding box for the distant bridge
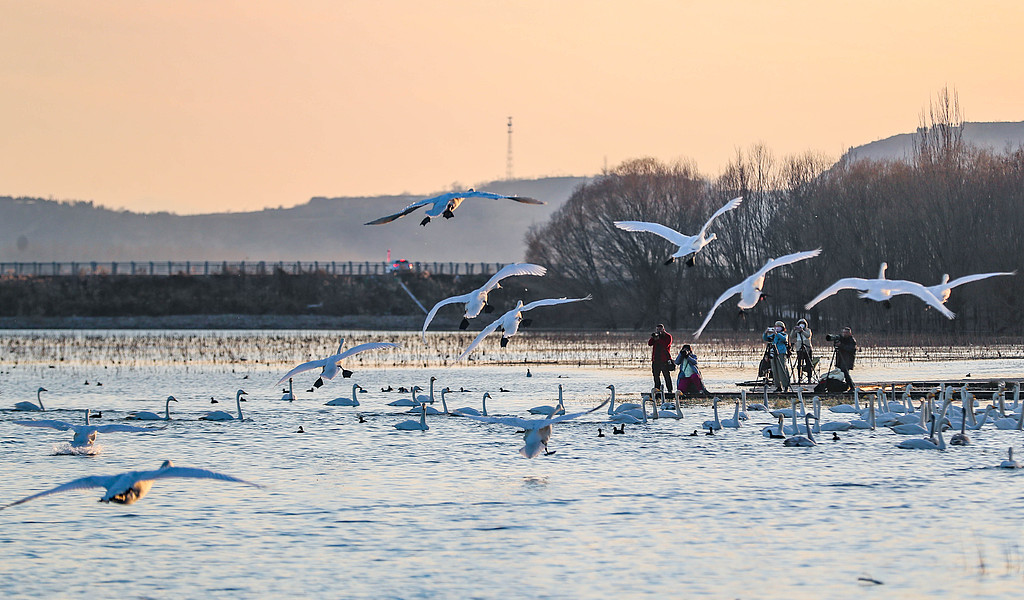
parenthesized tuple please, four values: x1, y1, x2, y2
(0, 261, 507, 277)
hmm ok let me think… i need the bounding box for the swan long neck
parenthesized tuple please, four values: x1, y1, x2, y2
(439, 388, 448, 414)
(236, 391, 244, 420)
(805, 414, 815, 444)
(607, 386, 615, 414)
(165, 397, 173, 419)
(482, 393, 488, 416)
(85, 409, 91, 425)
(37, 388, 45, 410)
(854, 387, 860, 410)
(420, 403, 427, 426)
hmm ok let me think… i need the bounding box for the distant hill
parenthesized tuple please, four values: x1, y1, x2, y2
(840, 121, 1024, 163)
(0, 177, 589, 263)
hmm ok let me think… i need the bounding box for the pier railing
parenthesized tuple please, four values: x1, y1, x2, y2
(0, 261, 506, 277)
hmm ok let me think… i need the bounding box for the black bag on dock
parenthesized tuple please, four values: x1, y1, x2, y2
(814, 370, 849, 393)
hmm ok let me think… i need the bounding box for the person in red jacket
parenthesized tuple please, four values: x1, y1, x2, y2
(648, 323, 674, 395)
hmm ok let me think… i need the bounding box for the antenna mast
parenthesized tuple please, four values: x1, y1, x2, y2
(506, 116, 513, 180)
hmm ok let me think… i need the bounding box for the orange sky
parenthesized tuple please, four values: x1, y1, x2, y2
(2, 0, 1022, 214)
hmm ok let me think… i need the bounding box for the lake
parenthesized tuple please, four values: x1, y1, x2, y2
(1, 330, 1023, 598)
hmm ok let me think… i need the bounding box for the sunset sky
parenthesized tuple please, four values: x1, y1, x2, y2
(2, 1, 1022, 214)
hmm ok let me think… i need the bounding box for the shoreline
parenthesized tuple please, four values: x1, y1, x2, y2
(0, 314, 426, 330)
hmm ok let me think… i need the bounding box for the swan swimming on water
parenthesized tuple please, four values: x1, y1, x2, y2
(277, 338, 400, 388)
(0, 460, 262, 509)
(15, 409, 162, 448)
(14, 387, 48, 411)
(420, 263, 547, 338)
(127, 396, 178, 421)
(325, 384, 363, 407)
(783, 414, 818, 447)
(693, 249, 822, 338)
(281, 378, 295, 402)
(460, 397, 610, 458)
(529, 385, 566, 416)
(394, 403, 429, 431)
(453, 392, 490, 417)
(455, 295, 593, 362)
(200, 390, 247, 421)
(805, 263, 955, 318)
(999, 447, 1022, 469)
(613, 196, 743, 266)
(364, 189, 546, 226)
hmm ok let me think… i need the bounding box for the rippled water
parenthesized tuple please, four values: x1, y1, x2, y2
(2, 330, 1023, 599)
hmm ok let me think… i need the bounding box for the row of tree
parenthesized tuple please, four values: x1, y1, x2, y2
(525, 107, 1023, 335)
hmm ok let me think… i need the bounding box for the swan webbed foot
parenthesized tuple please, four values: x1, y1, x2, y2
(500, 337, 509, 348)
(313, 378, 324, 388)
(544, 450, 556, 456)
(442, 209, 455, 219)
(482, 304, 495, 314)
(342, 369, 354, 378)
(419, 216, 431, 226)
(459, 318, 470, 330)
(685, 255, 696, 267)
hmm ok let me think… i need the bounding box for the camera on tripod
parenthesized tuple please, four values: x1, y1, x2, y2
(825, 333, 841, 342)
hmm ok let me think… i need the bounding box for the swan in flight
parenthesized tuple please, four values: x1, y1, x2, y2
(421, 263, 547, 338)
(127, 396, 178, 421)
(15, 409, 162, 448)
(325, 384, 364, 407)
(365, 189, 546, 226)
(926, 271, 1016, 304)
(1, 460, 261, 509)
(693, 249, 822, 338)
(613, 196, 743, 266)
(454, 295, 593, 362)
(394, 403, 429, 431)
(14, 387, 48, 411)
(200, 390, 246, 421)
(460, 397, 610, 458)
(277, 338, 400, 387)
(804, 263, 955, 319)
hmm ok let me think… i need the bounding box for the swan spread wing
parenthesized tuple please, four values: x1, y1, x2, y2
(336, 342, 400, 360)
(277, 357, 329, 385)
(2, 475, 115, 509)
(479, 263, 548, 294)
(520, 295, 592, 313)
(455, 319, 504, 362)
(460, 413, 534, 428)
(753, 249, 822, 280)
(460, 190, 544, 204)
(422, 292, 475, 340)
(148, 466, 262, 488)
(942, 271, 1016, 291)
(886, 281, 956, 319)
(13, 419, 74, 431)
(92, 424, 163, 434)
(693, 283, 743, 338)
(697, 196, 743, 238)
(364, 197, 434, 225)
(804, 278, 871, 309)
(613, 221, 691, 246)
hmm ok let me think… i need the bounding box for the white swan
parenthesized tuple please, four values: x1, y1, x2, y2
(387, 385, 423, 407)
(650, 389, 683, 419)
(453, 392, 489, 417)
(926, 271, 1016, 304)
(613, 196, 743, 266)
(783, 414, 817, 447)
(14, 387, 48, 411)
(529, 385, 566, 416)
(421, 263, 547, 339)
(897, 415, 947, 450)
(460, 397, 610, 458)
(999, 447, 1022, 469)
(693, 249, 822, 338)
(719, 401, 741, 428)
(949, 407, 971, 445)
(201, 390, 246, 421)
(606, 385, 642, 414)
(325, 384, 363, 407)
(762, 415, 786, 438)
(277, 338, 400, 387)
(829, 387, 862, 413)
(394, 403, 429, 431)
(455, 295, 593, 362)
(127, 396, 178, 420)
(15, 409, 162, 448)
(702, 397, 723, 431)
(364, 189, 546, 226)
(0, 460, 261, 508)
(805, 262, 955, 319)
(281, 378, 295, 402)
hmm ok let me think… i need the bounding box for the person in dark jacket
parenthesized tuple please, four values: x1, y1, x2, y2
(648, 324, 674, 394)
(835, 326, 857, 391)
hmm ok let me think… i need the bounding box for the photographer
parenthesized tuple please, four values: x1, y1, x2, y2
(648, 324, 674, 395)
(675, 344, 707, 395)
(762, 321, 790, 392)
(791, 318, 813, 383)
(826, 326, 857, 391)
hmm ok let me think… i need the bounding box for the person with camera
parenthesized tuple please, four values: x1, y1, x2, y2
(826, 326, 857, 391)
(791, 318, 813, 384)
(674, 344, 707, 395)
(648, 324, 674, 395)
(762, 320, 790, 392)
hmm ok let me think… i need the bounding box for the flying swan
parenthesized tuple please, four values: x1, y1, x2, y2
(805, 263, 955, 319)
(925, 270, 1016, 304)
(614, 196, 743, 266)
(15, 409, 162, 448)
(460, 397, 610, 458)
(277, 338, 400, 387)
(365, 189, 546, 226)
(454, 295, 592, 362)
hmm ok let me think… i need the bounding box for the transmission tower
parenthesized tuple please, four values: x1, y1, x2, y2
(506, 116, 513, 180)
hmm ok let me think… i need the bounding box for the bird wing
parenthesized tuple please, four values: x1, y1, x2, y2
(1, 475, 114, 509)
(804, 278, 871, 309)
(461, 190, 545, 204)
(520, 295, 593, 313)
(93, 424, 164, 434)
(693, 283, 744, 338)
(363, 197, 435, 225)
(422, 292, 475, 342)
(454, 318, 505, 363)
(697, 196, 743, 238)
(149, 466, 263, 488)
(544, 397, 612, 425)
(276, 357, 329, 385)
(613, 221, 691, 246)
(13, 419, 74, 431)
(478, 263, 548, 294)
(943, 271, 1016, 290)
(336, 342, 401, 360)
(886, 281, 957, 319)
(752, 248, 822, 280)
(458, 413, 534, 428)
